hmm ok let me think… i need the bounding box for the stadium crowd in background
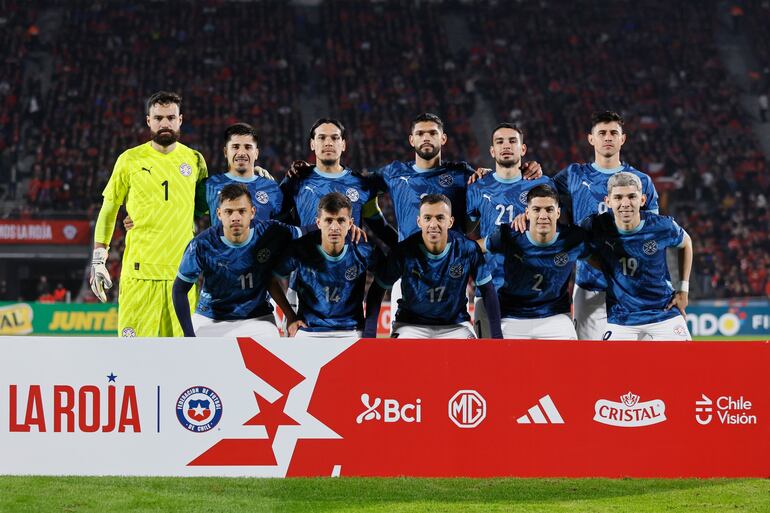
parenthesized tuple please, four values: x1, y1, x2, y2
(1, 0, 769, 302)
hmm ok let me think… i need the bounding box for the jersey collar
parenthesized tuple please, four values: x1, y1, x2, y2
(617, 219, 645, 234)
(220, 228, 254, 248)
(419, 241, 452, 259)
(591, 162, 625, 175)
(412, 163, 440, 174)
(526, 231, 560, 247)
(225, 172, 259, 183)
(313, 166, 350, 179)
(493, 172, 522, 184)
(316, 243, 349, 261)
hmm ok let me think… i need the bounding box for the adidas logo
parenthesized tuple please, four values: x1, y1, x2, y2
(516, 394, 564, 424)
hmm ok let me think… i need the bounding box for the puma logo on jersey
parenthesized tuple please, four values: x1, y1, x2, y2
(399, 176, 411, 184)
(482, 194, 493, 203)
(142, 167, 152, 174)
(581, 181, 591, 189)
(604, 241, 616, 250)
(303, 185, 316, 193)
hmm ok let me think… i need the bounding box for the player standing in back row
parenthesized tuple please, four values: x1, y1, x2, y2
(90, 91, 207, 337)
(553, 111, 659, 340)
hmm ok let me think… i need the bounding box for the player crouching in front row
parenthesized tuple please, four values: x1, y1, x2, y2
(269, 192, 383, 340)
(363, 194, 503, 339)
(584, 172, 693, 341)
(477, 185, 588, 340)
(172, 183, 301, 337)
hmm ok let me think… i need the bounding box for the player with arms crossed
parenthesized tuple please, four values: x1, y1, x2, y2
(467, 123, 555, 337)
(363, 194, 502, 339)
(552, 111, 659, 340)
(270, 192, 383, 339)
(90, 91, 207, 337)
(172, 184, 301, 337)
(583, 172, 692, 340)
(478, 185, 588, 339)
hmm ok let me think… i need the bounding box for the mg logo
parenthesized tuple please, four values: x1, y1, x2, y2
(448, 390, 486, 428)
(356, 393, 421, 424)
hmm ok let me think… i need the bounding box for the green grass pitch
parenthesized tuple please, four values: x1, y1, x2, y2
(1, 477, 768, 512)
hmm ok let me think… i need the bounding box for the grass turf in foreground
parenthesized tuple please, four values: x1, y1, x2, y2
(0, 477, 768, 513)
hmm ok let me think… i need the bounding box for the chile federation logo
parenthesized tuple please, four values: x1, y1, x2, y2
(176, 386, 223, 433)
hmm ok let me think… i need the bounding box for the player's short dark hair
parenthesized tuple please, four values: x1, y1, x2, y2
(491, 122, 524, 143)
(317, 192, 352, 217)
(309, 118, 346, 142)
(411, 113, 444, 133)
(223, 122, 259, 147)
(419, 193, 452, 210)
(590, 110, 624, 131)
(526, 185, 560, 206)
(218, 183, 252, 206)
(146, 91, 182, 114)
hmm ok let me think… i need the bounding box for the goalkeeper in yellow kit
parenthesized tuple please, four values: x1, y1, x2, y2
(90, 91, 208, 337)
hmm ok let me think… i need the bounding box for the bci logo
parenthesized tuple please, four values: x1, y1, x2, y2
(356, 393, 422, 424)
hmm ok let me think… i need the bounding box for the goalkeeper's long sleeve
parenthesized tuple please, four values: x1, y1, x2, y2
(93, 199, 121, 246)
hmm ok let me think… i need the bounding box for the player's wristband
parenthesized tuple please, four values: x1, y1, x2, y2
(677, 280, 689, 293)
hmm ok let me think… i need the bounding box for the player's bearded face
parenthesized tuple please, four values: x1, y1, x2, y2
(147, 103, 182, 148)
(491, 128, 525, 168)
(410, 122, 445, 161)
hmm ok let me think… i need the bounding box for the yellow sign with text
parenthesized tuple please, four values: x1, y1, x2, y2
(0, 303, 34, 335)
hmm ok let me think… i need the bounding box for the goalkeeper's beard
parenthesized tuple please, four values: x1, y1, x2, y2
(152, 129, 180, 147)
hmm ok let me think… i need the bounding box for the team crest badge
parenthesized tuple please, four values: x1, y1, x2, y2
(179, 163, 192, 176)
(519, 190, 529, 204)
(554, 252, 569, 267)
(643, 240, 658, 255)
(438, 174, 454, 187)
(345, 188, 360, 202)
(121, 327, 136, 337)
(176, 386, 223, 433)
(255, 191, 269, 204)
(345, 266, 358, 281)
(449, 263, 464, 279)
(257, 248, 271, 263)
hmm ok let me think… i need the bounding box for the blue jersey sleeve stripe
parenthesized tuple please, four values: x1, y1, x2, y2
(176, 272, 198, 283)
(476, 274, 492, 287)
(374, 276, 393, 290)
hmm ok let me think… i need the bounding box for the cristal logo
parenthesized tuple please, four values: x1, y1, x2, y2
(355, 393, 422, 424)
(696, 394, 756, 425)
(448, 389, 486, 428)
(593, 391, 666, 427)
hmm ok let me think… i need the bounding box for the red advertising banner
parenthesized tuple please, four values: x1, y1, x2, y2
(0, 220, 91, 245)
(1, 337, 767, 477)
(285, 339, 769, 478)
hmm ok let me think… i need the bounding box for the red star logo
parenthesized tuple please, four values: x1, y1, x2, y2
(244, 391, 299, 441)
